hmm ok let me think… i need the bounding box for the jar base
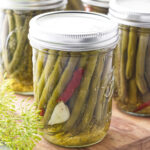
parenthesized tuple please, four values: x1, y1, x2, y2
(117, 103, 150, 117)
(42, 123, 110, 148)
(43, 134, 106, 148)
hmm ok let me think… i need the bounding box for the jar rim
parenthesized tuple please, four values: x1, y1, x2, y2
(109, 0, 150, 28)
(82, 0, 109, 8)
(0, 0, 67, 10)
(28, 11, 118, 52)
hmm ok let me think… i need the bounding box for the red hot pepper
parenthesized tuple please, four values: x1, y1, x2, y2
(134, 100, 150, 112)
(40, 108, 45, 116)
(57, 68, 84, 103)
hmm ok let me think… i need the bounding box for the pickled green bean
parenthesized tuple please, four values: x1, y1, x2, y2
(38, 52, 68, 109)
(36, 52, 58, 100)
(128, 78, 137, 105)
(120, 27, 129, 103)
(78, 55, 105, 131)
(136, 31, 149, 94)
(6, 10, 17, 61)
(126, 27, 138, 80)
(95, 54, 112, 123)
(34, 51, 46, 102)
(145, 37, 150, 88)
(8, 15, 32, 73)
(14, 13, 24, 41)
(113, 45, 120, 97)
(10, 43, 30, 78)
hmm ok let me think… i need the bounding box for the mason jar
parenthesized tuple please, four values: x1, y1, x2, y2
(0, 0, 67, 95)
(66, 0, 84, 10)
(29, 11, 118, 147)
(82, 0, 109, 14)
(109, 0, 150, 116)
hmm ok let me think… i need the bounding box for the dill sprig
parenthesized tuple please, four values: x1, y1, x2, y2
(0, 79, 42, 150)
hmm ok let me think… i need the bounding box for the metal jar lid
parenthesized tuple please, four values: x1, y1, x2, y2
(82, 0, 109, 8)
(28, 11, 118, 52)
(109, 0, 150, 28)
(0, 0, 67, 10)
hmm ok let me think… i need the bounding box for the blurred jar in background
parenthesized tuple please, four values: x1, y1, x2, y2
(66, 0, 84, 10)
(109, 0, 150, 116)
(0, 0, 67, 95)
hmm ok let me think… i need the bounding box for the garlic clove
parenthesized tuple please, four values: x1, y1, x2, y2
(48, 101, 70, 125)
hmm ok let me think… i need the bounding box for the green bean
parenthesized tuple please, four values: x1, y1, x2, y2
(6, 10, 15, 35)
(6, 10, 17, 61)
(36, 51, 57, 100)
(145, 36, 150, 88)
(100, 75, 113, 125)
(10, 43, 30, 78)
(128, 78, 137, 105)
(78, 55, 105, 131)
(35, 51, 46, 81)
(95, 53, 112, 123)
(113, 45, 121, 97)
(136, 30, 149, 94)
(63, 54, 98, 131)
(34, 50, 47, 102)
(126, 27, 138, 80)
(43, 55, 79, 125)
(120, 26, 129, 103)
(8, 15, 32, 73)
(14, 12, 24, 41)
(68, 89, 79, 112)
(10, 42, 33, 84)
(38, 52, 69, 109)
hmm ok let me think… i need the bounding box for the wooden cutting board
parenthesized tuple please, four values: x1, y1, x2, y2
(17, 96, 150, 150)
(32, 100, 150, 150)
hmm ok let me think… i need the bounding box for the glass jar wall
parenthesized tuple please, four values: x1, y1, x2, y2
(29, 11, 118, 147)
(33, 48, 113, 147)
(0, 0, 67, 95)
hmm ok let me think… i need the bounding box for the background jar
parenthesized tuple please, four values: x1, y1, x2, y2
(109, 0, 150, 116)
(66, 0, 84, 10)
(0, 0, 67, 95)
(81, 0, 109, 14)
(29, 11, 118, 147)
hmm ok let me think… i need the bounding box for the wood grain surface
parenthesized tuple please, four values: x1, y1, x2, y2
(16, 96, 150, 150)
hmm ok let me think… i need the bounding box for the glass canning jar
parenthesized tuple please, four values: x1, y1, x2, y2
(0, 0, 67, 95)
(29, 11, 118, 147)
(81, 0, 109, 14)
(109, 0, 150, 116)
